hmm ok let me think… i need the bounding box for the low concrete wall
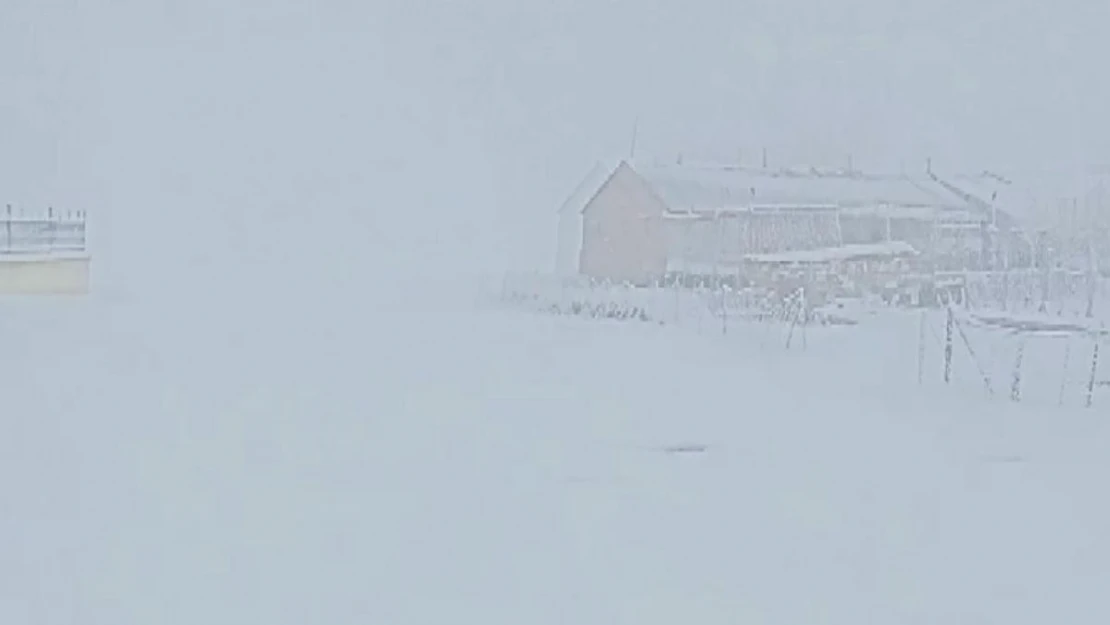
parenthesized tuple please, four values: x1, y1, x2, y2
(0, 254, 90, 295)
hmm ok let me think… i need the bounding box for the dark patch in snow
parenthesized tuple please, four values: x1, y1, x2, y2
(659, 443, 709, 454)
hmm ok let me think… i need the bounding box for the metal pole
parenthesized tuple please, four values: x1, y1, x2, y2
(944, 306, 954, 384)
(1087, 338, 1100, 409)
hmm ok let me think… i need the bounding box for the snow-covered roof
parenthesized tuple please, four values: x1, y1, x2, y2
(634, 164, 963, 213)
(560, 159, 1088, 235)
(662, 210, 708, 221)
(664, 203, 840, 217)
(938, 169, 1110, 234)
(744, 241, 918, 265)
(557, 160, 622, 216)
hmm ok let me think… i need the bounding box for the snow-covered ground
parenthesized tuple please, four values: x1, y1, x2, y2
(10, 0, 1110, 621)
(5, 265, 1110, 624)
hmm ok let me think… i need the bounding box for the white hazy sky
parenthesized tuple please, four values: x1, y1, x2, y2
(7, 5, 1110, 624)
(3, 0, 1110, 272)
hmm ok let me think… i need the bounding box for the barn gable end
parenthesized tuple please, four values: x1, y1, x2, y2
(578, 162, 669, 283)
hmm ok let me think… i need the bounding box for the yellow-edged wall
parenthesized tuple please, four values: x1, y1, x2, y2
(0, 255, 90, 295)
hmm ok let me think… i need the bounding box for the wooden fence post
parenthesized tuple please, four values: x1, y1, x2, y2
(1087, 338, 1100, 409)
(1010, 339, 1026, 402)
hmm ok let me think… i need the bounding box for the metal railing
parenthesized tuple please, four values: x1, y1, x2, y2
(0, 204, 87, 255)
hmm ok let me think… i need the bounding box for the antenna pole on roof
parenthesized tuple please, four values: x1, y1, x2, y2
(628, 116, 639, 161)
(762, 147, 768, 169)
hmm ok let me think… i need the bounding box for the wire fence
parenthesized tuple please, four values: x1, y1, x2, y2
(923, 306, 1107, 409)
(500, 272, 806, 328)
(0, 204, 87, 255)
(502, 271, 1109, 409)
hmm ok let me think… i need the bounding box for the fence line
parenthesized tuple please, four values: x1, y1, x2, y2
(504, 272, 1108, 409)
(0, 204, 87, 255)
(500, 272, 807, 329)
(928, 305, 1106, 408)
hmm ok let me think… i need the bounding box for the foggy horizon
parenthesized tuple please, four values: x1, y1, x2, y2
(5, 2, 1110, 623)
(6, 1, 1110, 273)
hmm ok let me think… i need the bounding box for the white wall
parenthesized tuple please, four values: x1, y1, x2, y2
(555, 209, 584, 275)
(554, 163, 612, 276)
(0, 256, 90, 295)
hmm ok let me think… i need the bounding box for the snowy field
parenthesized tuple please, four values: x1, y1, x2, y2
(5, 262, 1110, 624)
(504, 273, 1110, 409)
(9, 0, 1110, 622)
